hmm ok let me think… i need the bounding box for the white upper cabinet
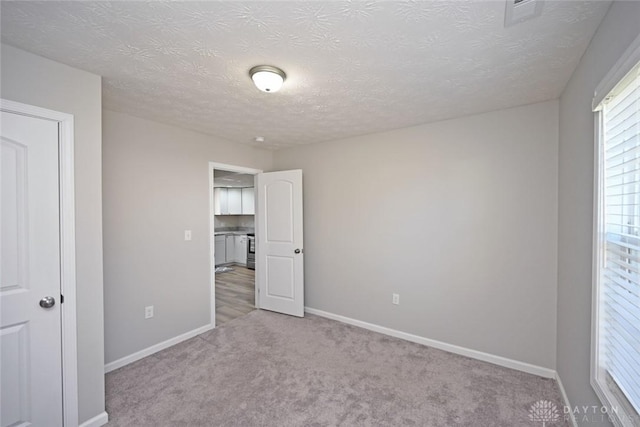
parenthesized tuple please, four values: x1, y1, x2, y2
(214, 187, 254, 215)
(228, 188, 242, 215)
(242, 187, 255, 215)
(214, 188, 228, 215)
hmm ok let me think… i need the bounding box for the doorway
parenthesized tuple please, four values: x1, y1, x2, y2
(215, 265, 255, 325)
(209, 162, 262, 327)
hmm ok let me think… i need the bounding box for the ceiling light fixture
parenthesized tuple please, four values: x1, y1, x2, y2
(249, 65, 286, 93)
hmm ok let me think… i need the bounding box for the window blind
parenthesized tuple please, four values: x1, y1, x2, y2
(601, 62, 640, 417)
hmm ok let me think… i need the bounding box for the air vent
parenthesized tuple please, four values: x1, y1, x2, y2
(505, 0, 544, 27)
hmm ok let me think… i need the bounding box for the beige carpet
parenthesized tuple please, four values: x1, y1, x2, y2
(105, 310, 569, 426)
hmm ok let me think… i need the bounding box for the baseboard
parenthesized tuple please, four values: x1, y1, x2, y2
(104, 324, 214, 373)
(304, 307, 556, 379)
(556, 373, 578, 427)
(79, 411, 108, 427)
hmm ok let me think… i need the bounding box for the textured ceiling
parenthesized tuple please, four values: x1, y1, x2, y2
(214, 170, 255, 187)
(0, 1, 610, 149)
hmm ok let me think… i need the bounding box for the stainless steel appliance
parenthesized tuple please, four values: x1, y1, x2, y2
(247, 233, 255, 270)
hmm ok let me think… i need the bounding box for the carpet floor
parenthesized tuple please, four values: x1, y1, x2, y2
(105, 310, 569, 426)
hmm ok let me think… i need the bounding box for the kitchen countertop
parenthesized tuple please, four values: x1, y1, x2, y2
(214, 228, 254, 236)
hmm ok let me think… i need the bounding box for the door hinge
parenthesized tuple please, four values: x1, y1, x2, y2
(60, 294, 64, 304)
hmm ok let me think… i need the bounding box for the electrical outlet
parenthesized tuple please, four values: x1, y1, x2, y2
(392, 293, 400, 305)
(145, 305, 154, 319)
(184, 230, 192, 241)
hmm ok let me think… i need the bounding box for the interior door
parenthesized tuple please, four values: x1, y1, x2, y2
(1, 111, 64, 427)
(256, 170, 304, 317)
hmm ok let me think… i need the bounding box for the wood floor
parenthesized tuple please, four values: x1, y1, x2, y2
(215, 265, 255, 326)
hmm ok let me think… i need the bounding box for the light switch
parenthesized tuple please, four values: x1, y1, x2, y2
(184, 230, 192, 241)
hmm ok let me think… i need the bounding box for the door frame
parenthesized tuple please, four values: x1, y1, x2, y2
(1, 99, 78, 426)
(208, 161, 262, 327)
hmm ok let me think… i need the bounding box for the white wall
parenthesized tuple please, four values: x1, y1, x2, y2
(0, 44, 105, 424)
(102, 109, 272, 363)
(274, 100, 559, 369)
(557, 1, 640, 423)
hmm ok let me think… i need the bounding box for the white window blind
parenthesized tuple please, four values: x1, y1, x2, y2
(599, 60, 640, 420)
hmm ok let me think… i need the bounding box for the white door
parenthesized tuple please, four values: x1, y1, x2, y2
(256, 170, 304, 317)
(1, 111, 64, 426)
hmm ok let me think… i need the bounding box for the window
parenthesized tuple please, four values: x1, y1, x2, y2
(593, 51, 640, 427)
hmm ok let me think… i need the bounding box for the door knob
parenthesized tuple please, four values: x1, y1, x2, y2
(294, 249, 301, 254)
(39, 296, 55, 309)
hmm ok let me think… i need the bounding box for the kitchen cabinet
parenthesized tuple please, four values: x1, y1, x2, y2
(214, 187, 251, 215)
(215, 233, 248, 266)
(241, 188, 255, 215)
(214, 188, 228, 215)
(228, 188, 242, 215)
(225, 235, 235, 263)
(235, 235, 247, 265)
(214, 235, 226, 265)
